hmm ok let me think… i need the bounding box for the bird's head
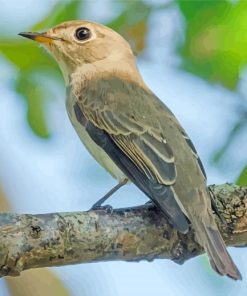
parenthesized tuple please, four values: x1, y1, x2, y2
(19, 20, 135, 83)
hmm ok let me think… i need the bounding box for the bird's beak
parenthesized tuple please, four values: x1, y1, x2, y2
(18, 32, 58, 44)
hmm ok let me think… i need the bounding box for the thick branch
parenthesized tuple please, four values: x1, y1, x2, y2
(0, 184, 246, 277)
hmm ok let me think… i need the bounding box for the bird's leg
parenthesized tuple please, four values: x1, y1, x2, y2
(90, 178, 128, 210)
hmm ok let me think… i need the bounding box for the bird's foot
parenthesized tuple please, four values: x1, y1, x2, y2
(145, 200, 154, 205)
(90, 204, 113, 214)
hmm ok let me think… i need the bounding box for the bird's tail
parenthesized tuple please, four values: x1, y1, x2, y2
(194, 217, 242, 280)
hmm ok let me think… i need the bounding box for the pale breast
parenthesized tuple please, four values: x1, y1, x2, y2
(66, 93, 126, 182)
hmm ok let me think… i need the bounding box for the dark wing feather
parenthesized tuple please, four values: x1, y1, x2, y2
(74, 103, 189, 233)
(179, 129, 207, 180)
(184, 136, 207, 179)
(113, 133, 177, 184)
(93, 107, 177, 185)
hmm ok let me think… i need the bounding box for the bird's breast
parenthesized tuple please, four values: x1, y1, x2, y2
(66, 93, 126, 182)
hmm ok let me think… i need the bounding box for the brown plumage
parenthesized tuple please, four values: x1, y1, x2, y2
(19, 20, 242, 280)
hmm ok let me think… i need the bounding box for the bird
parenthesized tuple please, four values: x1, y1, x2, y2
(19, 20, 241, 280)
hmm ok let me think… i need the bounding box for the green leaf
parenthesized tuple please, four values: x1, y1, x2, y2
(0, 40, 57, 70)
(16, 74, 50, 138)
(177, 0, 247, 89)
(236, 166, 247, 186)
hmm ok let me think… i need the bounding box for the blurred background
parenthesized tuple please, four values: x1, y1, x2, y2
(0, 0, 247, 295)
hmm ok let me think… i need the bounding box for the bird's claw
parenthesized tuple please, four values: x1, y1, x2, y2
(145, 200, 154, 205)
(90, 204, 113, 214)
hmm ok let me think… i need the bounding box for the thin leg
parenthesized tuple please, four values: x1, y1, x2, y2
(90, 178, 128, 210)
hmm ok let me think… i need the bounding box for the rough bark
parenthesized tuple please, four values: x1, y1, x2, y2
(0, 183, 246, 278)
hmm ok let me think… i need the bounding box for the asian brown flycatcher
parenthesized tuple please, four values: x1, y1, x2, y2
(19, 20, 241, 280)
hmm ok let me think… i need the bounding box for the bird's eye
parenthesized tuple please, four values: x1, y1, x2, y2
(75, 27, 91, 41)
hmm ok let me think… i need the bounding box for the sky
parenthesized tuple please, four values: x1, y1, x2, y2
(0, 0, 246, 295)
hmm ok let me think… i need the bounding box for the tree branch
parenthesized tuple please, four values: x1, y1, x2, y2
(0, 184, 246, 278)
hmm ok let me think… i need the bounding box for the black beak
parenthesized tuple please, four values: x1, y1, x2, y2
(18, 32, 58, 44)
(19, 32, 44, 40)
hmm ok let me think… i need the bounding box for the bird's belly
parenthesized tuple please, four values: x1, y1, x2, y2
(67, 101, 126, 182)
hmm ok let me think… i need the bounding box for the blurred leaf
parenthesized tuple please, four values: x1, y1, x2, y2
(6, 269, 71, 296)
(177, 0, 247, 89)
(0, 41, 55, 70)
(212, 114, 247, 164)
(236, 166, 247, 186)
(16, 74, 51, 138)
(0, 41, 60, 137)
(0, 0, 82, 137)
(0, 187, 11, 211)
(108, 1, 152, 54)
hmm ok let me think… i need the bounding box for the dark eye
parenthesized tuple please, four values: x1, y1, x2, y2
(75, 27, 91, 41)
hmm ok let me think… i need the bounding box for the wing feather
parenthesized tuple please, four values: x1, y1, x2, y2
(92, 109, 177, 185)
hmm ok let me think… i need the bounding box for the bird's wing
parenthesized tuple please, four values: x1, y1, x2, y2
(89, 110, 177, 185)
(73, 78, 192, 232)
